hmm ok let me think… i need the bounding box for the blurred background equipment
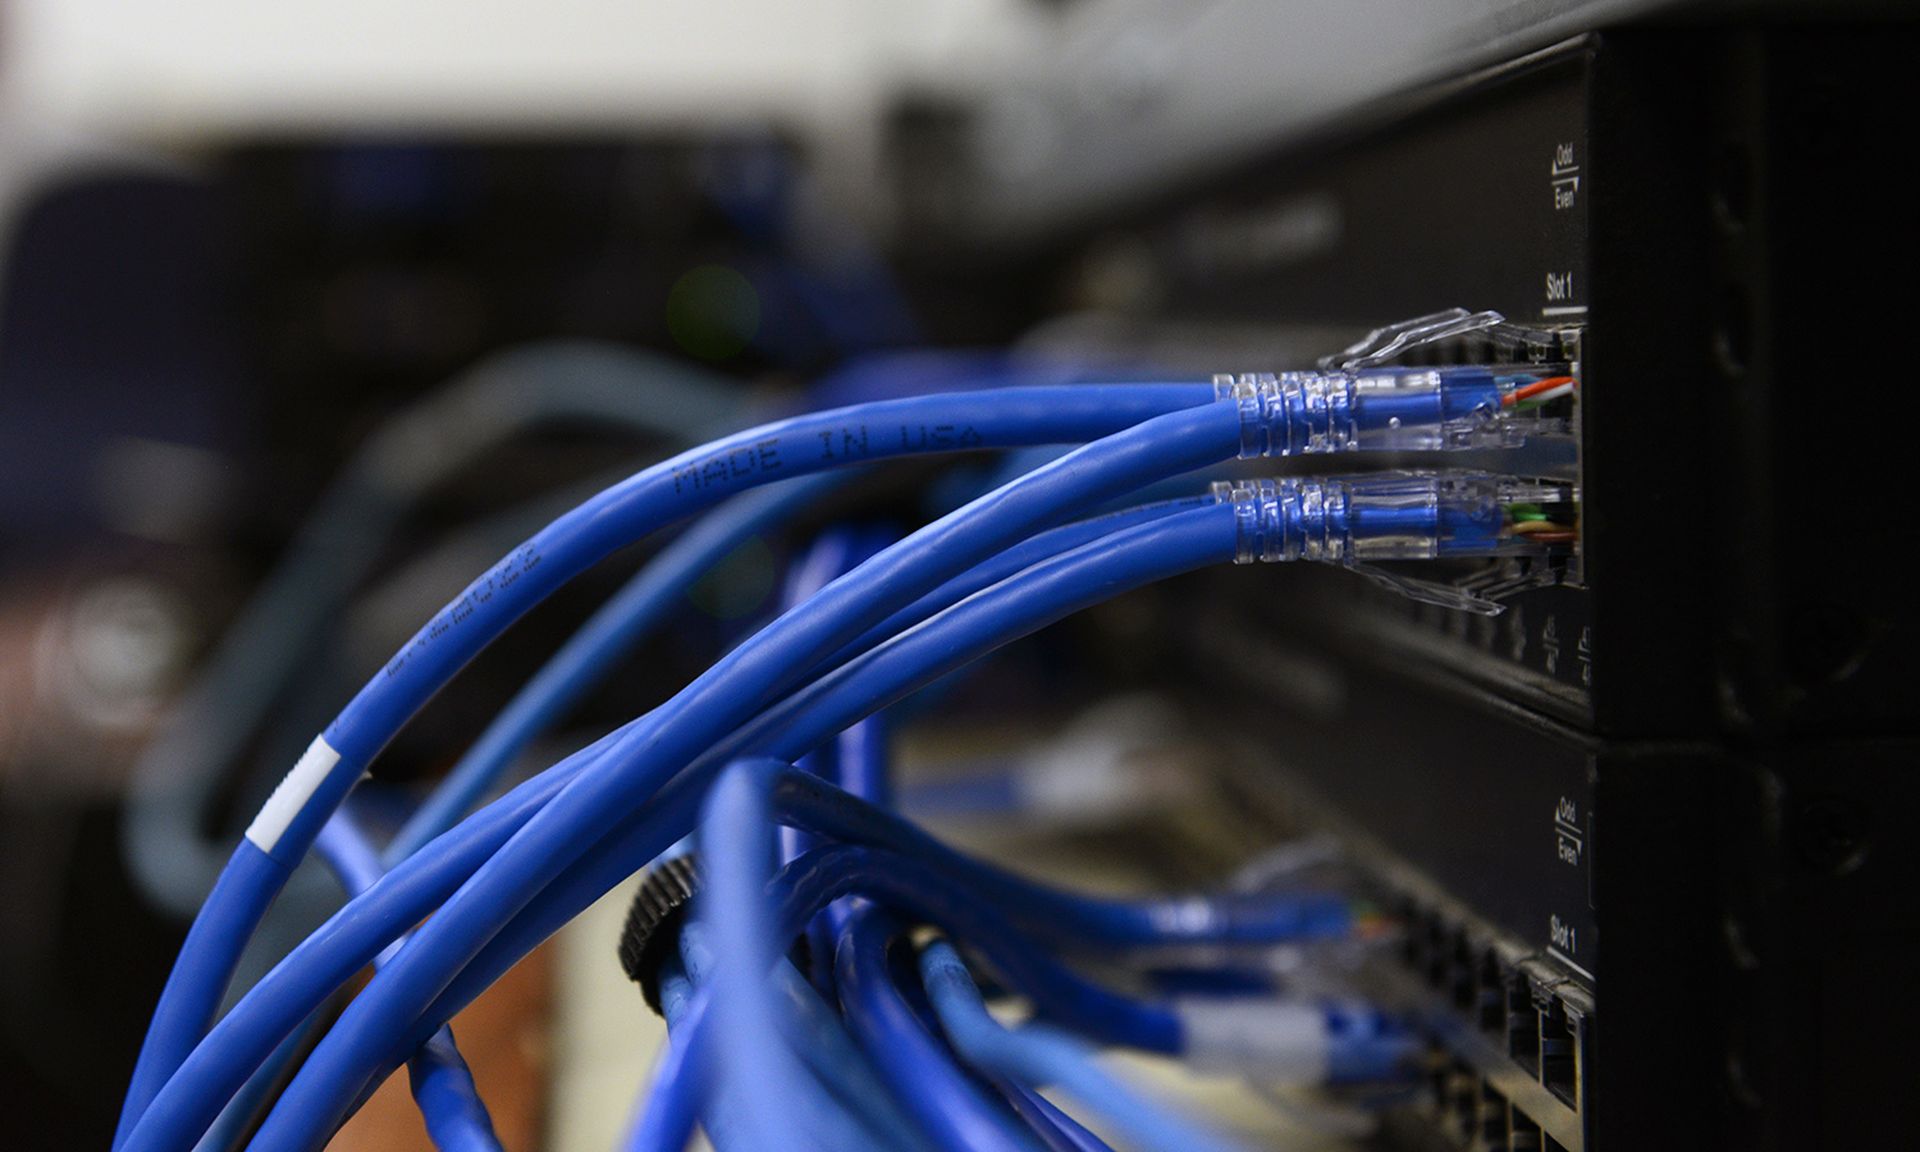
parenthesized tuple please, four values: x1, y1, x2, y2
(3, 2, 1914, 1150)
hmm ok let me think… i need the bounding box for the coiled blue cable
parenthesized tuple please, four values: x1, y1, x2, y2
(388, 472, 849, 863)
(120, 383, 1213, 1146)
(695, 762, 874, 1152)
(258, 504, 1231, 1145)
(624, 960, 707, 1152)
(920, 940, 1246, 1152)
(124, 499, 1227, 1152)
(134, 500, 1242, 1152)
(768, 842, 1181, 1054)
(241, 403, 1241, 1152)
(836, 907, 1045, 1152)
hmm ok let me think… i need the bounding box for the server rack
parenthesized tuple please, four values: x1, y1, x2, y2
(1002, 25, 1917, 1150)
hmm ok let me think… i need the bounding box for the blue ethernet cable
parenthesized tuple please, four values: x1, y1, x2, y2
(919, 940, 1246, 1152)
(676, 922, 923, 1151)
(186, 502, 1248, 1148)
(627, 930, 923, 1152)
(815, 682, 1089, 1152)
(238, 399, 1247, 1151)
(775, 526, 887, 988)
(720, 473, 1567, 774)
(213, 475, 851, 1147)
(123, 740, 624, 1152)
(297, 805, 1201, 1146)
(124, 343, 747, 926)
(118, 381, 1215, 1144)
(316, 811, 503, 1152)
(811, 495, 1202, 679)
(765, 769, 1350, 951)
(771, 842, 1182, 1054)
(130, 361, 1553, 1142)
(1000, 1085, 1115, 1152)
(121, 496, 1231, 1152)
(388, 471, 851, 862)
(835, 906, 1046, 1152)
(694, 761, 877, 1152)
(147, 470, 1504, 1147)
(626, 959, 707, 1152)
(122, 349, 765, 1145)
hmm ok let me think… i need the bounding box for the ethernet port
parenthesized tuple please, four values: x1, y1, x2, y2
(1397, 896, 1424, 969)
(1446, 1059, 1478, 1141)
(1424, 912, 1451, 990)
(1477, 1083, 1510, 1150)
(1506, 979, 1540, 1073)
(1538, 998, 1578, 1107)
(1509, 1108, 1544, 1152)
(1449, 930, 1478, 1011)
(1425, 1043, 1451, 1113)
(1476, 950, 1508, 1034)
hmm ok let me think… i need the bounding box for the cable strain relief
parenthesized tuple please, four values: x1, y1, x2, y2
(1211, 477, 1321, 564)
(1213, 372, 1279, 458)
(1214, 371, 1355, 458)
(618, 853, 702, 1016)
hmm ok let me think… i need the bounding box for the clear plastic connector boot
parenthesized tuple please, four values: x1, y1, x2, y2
(1215, 307, 1580, 457)
(1212, 472, 1579, 615)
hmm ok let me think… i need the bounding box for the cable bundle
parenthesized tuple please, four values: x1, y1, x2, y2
(113, 356, 1569, 1152)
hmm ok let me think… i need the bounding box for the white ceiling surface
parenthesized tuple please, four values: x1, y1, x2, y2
(1, 0, 1046, 136)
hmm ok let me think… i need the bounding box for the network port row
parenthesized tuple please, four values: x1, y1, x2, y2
(1392, 896, 1591, 1150)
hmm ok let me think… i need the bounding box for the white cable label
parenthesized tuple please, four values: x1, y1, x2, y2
(245, 735, 343, 852)
(1176, 998, 1330, 1083)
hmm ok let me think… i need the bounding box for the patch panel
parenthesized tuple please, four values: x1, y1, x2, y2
(998, 16, 1920, 1148)
(1375, 887, 1589, 1152)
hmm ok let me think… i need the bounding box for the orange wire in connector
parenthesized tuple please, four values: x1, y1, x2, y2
(1501, 375, 1576, 408)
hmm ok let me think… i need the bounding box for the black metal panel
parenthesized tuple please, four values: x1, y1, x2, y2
(1054, 20, 1917, 1150)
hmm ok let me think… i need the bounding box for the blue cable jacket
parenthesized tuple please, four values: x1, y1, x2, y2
(123, 845, 289, 1143)
(835, 908, 1045, 1152)
(286, 514, 1244, 1144)
(1000, 1085, 1115, 1152)
(920, 941, 1247, 1152)
(389, 471, 849, 863)
(637, 927, 923, 1152)
(628, 960, 707, 1152)
(765, 771, 1352, 950)
(769, 843, 1182, 1054)
(322, 384, 1212, 776)
(696, 762, 873, 1152)
(821, 496, 1205, 676)
(317, 813, 504, 1152)
(327, 502, 1239, 1117)
(123, 743, 612, 1152)
(793, 525, 900, 983)
(774, 527, 879, 991)
(132, 500, 1235, 1151)
(244, 402, 1240, 1151)
(123, 384, 1213, 1149)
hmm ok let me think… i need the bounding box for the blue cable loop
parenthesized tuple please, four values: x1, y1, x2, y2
(242, 403, 1243, 1152)
(345, 506, 1248, 1097)
(122, 500, 1231, 1152)
(120, 383, 1216, 1147)
(770, 842, 1182, 1054)
(919, 940, 1248, 1152)
(694, 762, 870, 1152)
(836, 907, 1046, 1152)
(135, 499, 1253, 1151)
(260, 508, 1240, 1145)
(623, 959, 708, 1152)
(388, 471, 850, 863)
